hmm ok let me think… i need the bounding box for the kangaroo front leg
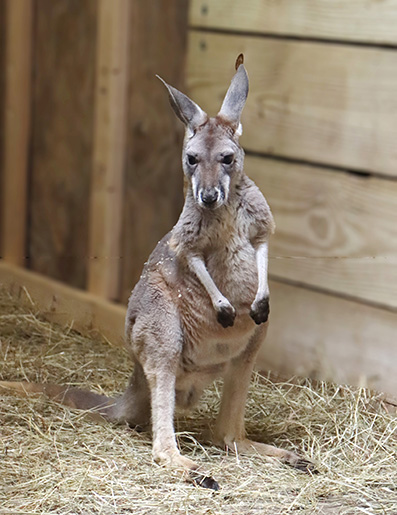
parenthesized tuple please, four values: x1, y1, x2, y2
(250, 242, 270, 325)
(188, 255, 235, 327)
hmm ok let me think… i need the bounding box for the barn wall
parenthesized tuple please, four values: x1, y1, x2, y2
(187, 0, 397, 391)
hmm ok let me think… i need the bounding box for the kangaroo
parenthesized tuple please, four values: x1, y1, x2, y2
(1, 55, 314, 489)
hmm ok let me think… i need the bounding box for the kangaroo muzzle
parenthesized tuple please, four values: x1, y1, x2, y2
(198, 187, 222, 209)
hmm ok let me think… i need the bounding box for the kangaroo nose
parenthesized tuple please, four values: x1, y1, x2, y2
(200, 189, 219, 207)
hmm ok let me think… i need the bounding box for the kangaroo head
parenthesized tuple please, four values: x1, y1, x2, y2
(158, 56, 249, 209)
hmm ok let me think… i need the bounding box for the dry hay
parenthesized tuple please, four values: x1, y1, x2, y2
(0, 288, 396, 515)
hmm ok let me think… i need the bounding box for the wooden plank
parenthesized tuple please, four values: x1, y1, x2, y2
(120, 0, 188, 303)
(190, 0, 397, 45)
(187, 31, 397, 177)
(2, 261, 395, 396)
(29, 0, 97, 289)
(246, 156, 397, 310)
(88, 0, 130, 300)
(257, 280, 397, 396)
(0, 0, 32, 266)
(0, 261, 126, 347)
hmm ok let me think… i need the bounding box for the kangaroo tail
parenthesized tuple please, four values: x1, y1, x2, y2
(0, 381, 117, 420)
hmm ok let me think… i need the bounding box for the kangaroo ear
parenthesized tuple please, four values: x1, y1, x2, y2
(218, 55, 249, 129)
(156, 75, 207, 131)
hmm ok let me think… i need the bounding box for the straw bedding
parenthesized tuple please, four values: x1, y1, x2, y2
(0, 289, 396, 514)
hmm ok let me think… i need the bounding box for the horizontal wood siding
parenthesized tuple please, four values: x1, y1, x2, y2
(257, 280, 397, 395)
(246, 157, 397, 310)
(187, 2, 397, 387)
(190, 0, 397, 45)
(187, 31, 397, 177)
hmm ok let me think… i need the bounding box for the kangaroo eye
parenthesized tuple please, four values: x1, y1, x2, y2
(187, 154, 198, 166)
(222, 154, 234, 165)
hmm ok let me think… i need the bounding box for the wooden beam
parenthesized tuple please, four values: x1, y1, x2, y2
(88, 0, 130, 300)
(1, 261, 396, 396)
(0, 261, 126, 347)
(187, 31, 397, 177)
(190, 0, 397, 45)
(1, 0, 32, 266)
(257, 280, 397, 397)
(119, 0, 187, 303)
(246, 156, 397, 310)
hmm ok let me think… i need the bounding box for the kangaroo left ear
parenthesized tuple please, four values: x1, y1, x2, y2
(156, 75, 208, 131)
(218, 54, 249, 130)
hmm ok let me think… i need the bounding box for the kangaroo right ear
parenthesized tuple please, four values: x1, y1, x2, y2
(217, 54, 249, 130)
(156, 75, 208, 131)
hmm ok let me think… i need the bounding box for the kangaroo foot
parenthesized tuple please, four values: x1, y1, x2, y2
(153, 449, 219, 490)
(216, 438, 317, 474)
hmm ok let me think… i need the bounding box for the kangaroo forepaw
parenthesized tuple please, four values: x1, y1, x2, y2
(216, 302, 236, 328)
(190, 471, 220, 490)
(250, 296, 269, 325)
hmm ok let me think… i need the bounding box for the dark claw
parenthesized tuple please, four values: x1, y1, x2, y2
(216, 305, 236, 328)
(190, 472, 220, 491)
(250, 297, 269, 325)
(294, 458, 319, 475)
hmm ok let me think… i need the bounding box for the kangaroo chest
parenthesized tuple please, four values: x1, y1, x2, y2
(201, 214, 259, 308)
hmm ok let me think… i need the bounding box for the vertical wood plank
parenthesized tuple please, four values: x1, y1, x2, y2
(120, 0, 188, 303)
(87, 0, 130, 300)
(0, 0, 32, 266)
(29, 0, 97, 289)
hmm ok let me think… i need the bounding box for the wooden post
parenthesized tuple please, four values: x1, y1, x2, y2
(88, 0, 130, 300)
(1, 0, 33, 266)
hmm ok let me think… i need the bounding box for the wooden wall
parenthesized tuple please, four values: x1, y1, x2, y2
(188, 0, 397, 393)
(0, 0, 186, 300)
(1, 1, 396, 393)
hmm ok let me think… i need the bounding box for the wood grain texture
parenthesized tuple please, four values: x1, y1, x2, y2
(190, 0, 397, 45)
(246, 156, 397, 309)
(0, 262, 125, 347)
(29, 0, 97, 288)
(187, 31, 397, 177)
(1, 0, 32, 265)
(88, 0, 130, 300)
(257, 280, 397, 396)
(120, 0, 188, 303)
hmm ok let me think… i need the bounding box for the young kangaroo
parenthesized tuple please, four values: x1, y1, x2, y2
(1, 55, 314, 489)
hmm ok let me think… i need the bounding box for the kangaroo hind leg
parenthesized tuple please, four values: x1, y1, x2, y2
(134, 310, 219, 490)
(212, 325, 316, 473)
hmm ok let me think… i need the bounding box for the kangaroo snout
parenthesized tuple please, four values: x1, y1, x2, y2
(199, 187, 221, 208)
